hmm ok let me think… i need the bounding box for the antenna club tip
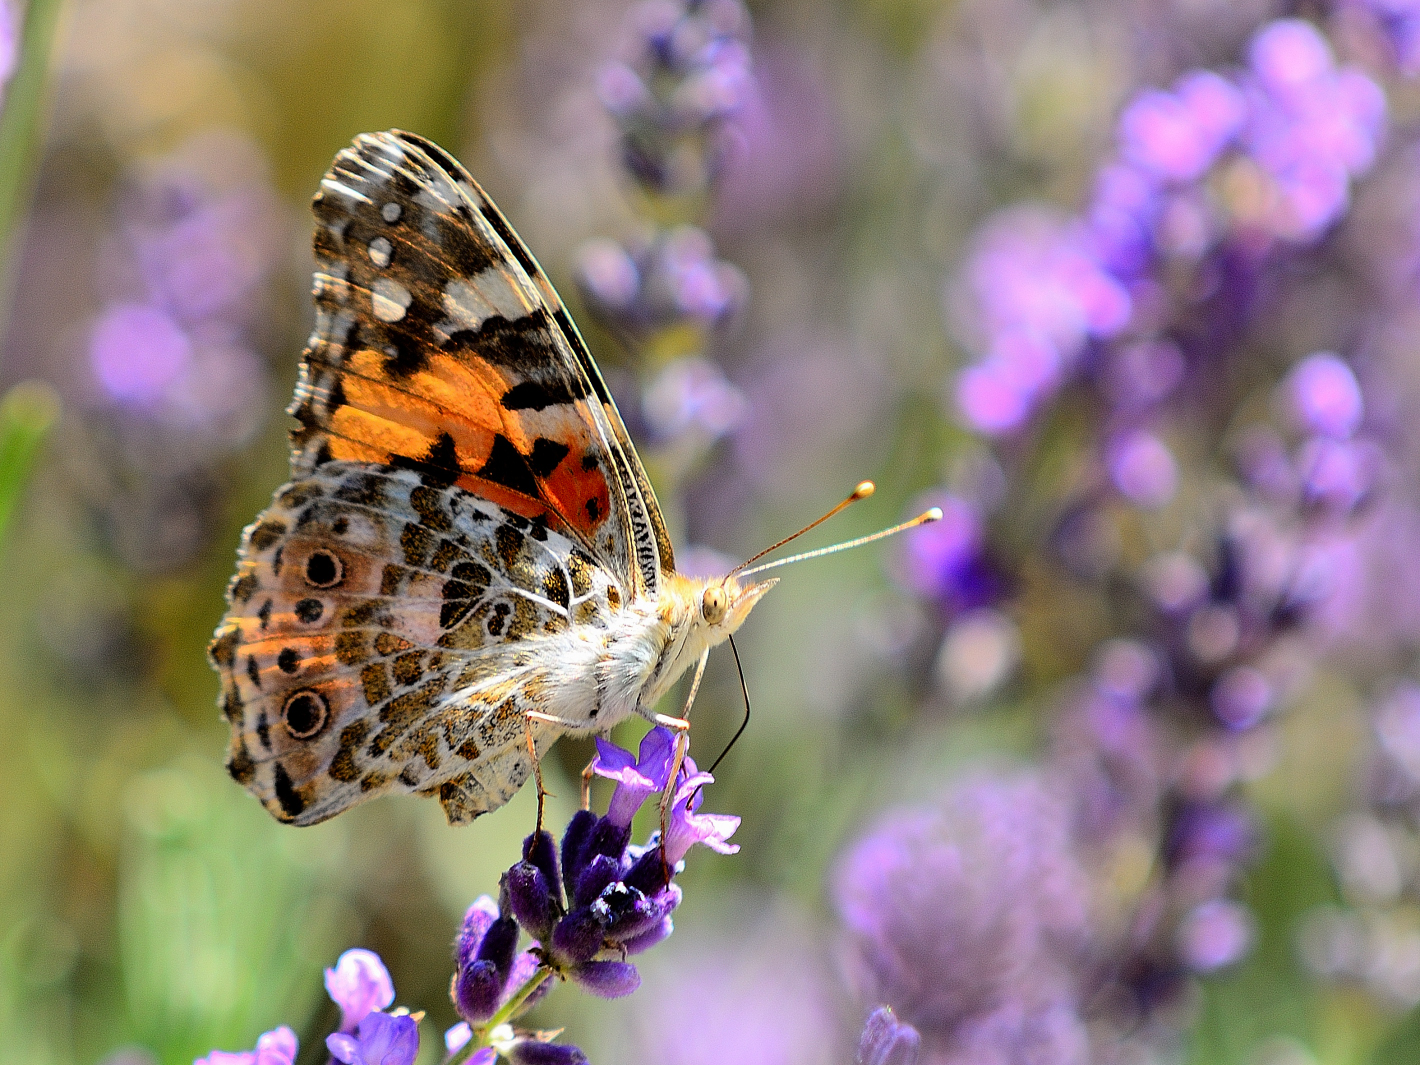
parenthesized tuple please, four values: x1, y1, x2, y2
(853, 481, 876, 500)
(922, 507, 944, 522)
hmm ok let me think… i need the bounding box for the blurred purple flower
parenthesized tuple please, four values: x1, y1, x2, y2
(952, 208, 1130, 434)
(576, 228, 747, 336)
(1176, 900, 1255, 971)
(1288, 352, 1364, 439)
(1119, 72, 1245, 183)
(833, 773, 1092, 1057)
(194, 1027, 297, 1065)
(89, 303, 191, 407)
(856, 1006, 921, 1065)
(0, 1, 18, 103)
(325, 1012, 419, 1065)
(325, 948, 395, 1033)
(1107, 430, 1179, 509)
(895, 492, 1001, 616)
(642, 356, 747, 443)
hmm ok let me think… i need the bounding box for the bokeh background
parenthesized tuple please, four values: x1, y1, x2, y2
(6, 0, 1420, 1062)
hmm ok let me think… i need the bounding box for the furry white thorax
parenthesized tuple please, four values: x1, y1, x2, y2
(538, 572, 777, 734)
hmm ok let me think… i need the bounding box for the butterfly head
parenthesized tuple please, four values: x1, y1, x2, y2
(663, 571, 777, 647)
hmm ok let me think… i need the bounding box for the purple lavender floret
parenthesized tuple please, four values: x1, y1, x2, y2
(325, 1012, 419, 1065)
(324, 948, 395, 1033)
(194, 1027, 298, 1065)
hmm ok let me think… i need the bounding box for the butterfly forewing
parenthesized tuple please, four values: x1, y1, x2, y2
(289, 130, 672, 594)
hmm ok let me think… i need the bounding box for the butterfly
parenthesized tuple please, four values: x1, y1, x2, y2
(207, 130, 781, 827)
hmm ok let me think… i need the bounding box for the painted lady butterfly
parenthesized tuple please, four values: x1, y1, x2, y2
(207, 131, 778, 827)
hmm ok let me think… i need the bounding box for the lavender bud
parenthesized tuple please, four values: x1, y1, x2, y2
(569, 959, 642, 999)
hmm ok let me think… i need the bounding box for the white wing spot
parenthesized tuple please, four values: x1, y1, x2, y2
(442, 268, 535, 332)
(371, 278, 413, 323)
(382, 202, 402, 223)
(368, 236, 393, 269)
(320, 178, 371, 204)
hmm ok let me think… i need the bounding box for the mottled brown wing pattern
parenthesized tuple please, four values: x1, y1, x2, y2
(289, 130, 673, 595)
(207, 462, 624, 825)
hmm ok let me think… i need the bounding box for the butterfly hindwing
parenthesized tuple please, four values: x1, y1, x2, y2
(208, 462, 622, 825)
(289, 130, 673, 597)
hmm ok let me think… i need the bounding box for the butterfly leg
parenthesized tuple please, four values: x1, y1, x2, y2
(523, 711, 548, 834)
(656, 650, 709, 880)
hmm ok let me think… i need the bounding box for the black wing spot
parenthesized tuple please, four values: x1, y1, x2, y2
(478, 434, 538, 496)
(391, 431, 461, 488)
(586, 497, 602, 523)
(295, 598, 325, 623)
(277, 648, 301, 674)
(581, 452, 599, 472)
(305, 550, 344, 588)
(528, 438, 570, 478)
(283, 689, 330, 739)
(272, 763, 305, 819)
(501, 379, 582, 411)
(246, 654, 262, 690)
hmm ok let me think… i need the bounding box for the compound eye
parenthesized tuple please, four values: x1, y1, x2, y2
(702, 586, 728, 625)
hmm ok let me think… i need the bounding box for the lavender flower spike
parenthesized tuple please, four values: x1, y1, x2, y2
(325, 948, 395, 1032)
(194, 1026, 297, 1065)
(326, 1012, 419, 1065)
(592, 726, 676, 828)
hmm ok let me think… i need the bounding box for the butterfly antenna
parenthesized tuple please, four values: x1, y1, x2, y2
(729, 481, 878, 577)
(705, 634, 752, 779)
(737, 505, 943, 579)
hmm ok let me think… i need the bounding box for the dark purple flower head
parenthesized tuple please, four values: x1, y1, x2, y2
(325, 1012, 419, 1065)
(856, 1006, 922, 1065)
(504, 1039, 590, 1065)
(324, 949, 395, 1033)
(194, 1027, 297, 1065)
(521, 739, 739, 998)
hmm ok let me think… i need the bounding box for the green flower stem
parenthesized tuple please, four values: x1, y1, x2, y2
(0, 380, 58, 539)
(0, 0, 67, 342)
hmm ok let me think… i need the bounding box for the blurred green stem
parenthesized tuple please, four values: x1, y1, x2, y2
(0, 0, 66, 344)
(0, 380, 58, 538)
